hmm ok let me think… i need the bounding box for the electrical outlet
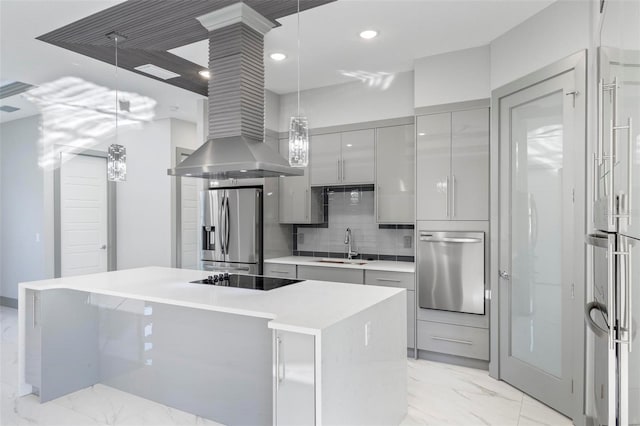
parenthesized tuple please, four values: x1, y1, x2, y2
(364, 321, 371, 346)
(403, 235, 412, 249)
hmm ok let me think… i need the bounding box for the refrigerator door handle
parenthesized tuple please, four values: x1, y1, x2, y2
(585, 301, 609, 338)
(225, 193, 230, 255)
(218, 194, 225, 255)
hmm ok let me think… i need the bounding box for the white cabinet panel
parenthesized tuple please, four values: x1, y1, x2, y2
(275, 330, 315, 425)
(416, 113, 451, 220)
(341, 129, 375, 184)
(451, 109, 489, 220)
(376, 125, 415, 224)
(310, 133, 341, 186)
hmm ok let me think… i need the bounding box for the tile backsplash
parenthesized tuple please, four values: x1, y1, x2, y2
(292, 186, 414, 261)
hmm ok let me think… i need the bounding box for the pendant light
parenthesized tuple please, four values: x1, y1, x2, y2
(107, 31, 127, 182)
(288, 0, 309, 167)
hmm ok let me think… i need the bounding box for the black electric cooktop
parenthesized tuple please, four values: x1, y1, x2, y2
(190, 273, 302, 291)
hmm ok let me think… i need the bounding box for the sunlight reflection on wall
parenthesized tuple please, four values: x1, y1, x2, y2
(23, 77, 156, 170)
(339, 70, 396, 90)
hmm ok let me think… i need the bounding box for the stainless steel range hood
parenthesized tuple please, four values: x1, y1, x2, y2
(168, 3, 302, 179)
(169, 135, 301, 179)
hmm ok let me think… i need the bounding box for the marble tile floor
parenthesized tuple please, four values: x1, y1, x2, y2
(0, 306, 572, 425)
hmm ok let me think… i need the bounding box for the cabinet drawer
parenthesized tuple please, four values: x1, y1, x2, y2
(417, 320, 488, 360)
(364, 270, 414, 290)
(264, 263, 297, 278)
(297, 265, 364, 284)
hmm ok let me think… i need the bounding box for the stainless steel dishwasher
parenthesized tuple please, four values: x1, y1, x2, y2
(417, 231, 485, 315)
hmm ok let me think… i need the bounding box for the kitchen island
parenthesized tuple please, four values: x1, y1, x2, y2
(18, 267, 407, 425)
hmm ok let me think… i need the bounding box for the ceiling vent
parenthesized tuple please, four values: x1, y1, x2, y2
(0, 105, 20, 113)
(0, 81, 34, 99)
(134, 64, 181, 80)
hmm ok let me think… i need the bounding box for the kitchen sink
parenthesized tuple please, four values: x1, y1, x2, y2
(315, 258, 369, 265)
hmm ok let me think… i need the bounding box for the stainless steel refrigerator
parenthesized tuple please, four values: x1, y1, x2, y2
(200, 187, 262, 275)
(585, 27, 639, 426)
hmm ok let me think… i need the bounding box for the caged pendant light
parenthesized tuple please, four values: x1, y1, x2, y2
(288, 0, 309, 168)
(107, 31, 127, 182)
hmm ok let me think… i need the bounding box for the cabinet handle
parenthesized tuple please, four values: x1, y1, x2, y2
(431, 336, 473, 345)
(451, 174, 456, 218)
(270, 270, 290, 274)
(337, 158, 341, 182)
(32, 292, 37, 328)
(342, 158, 345, 182)
(375, 278, 402, 283)
(377, 184, 381, 220)
(445, 176, 450, 218)
(276, 336, 285, 387)
(305, 189, 309, 220)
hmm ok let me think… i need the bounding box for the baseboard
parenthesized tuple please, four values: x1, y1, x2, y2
(0, 296, 18, 309)
(416, 349, 489, 371)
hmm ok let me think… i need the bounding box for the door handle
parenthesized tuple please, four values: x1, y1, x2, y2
(499, 270, 510, 280)
(218, 195, 225, 255)
(585, 301, 609, 338)
(99, 244, 107, 250)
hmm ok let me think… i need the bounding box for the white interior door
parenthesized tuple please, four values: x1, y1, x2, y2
(60, 153, 108, 276)
(498, 70, 576, 416)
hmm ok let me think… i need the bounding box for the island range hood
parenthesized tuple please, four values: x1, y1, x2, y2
(168, 3, 303, 180)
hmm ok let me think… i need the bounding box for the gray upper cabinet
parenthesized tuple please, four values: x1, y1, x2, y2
(310, 133, 341, 185)
(416, 107, 489, 221)
(451, 109, 489, 220)
(310, 130, 375, 186)
(416, 113, 451, 220)
(340, 129, 375, 184)
(278, 138, 323, 224)
(376, 124, 415, 224)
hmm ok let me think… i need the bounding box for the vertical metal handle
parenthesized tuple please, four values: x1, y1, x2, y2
(593, 154, 598, 204)
(305, 189, 309, 220)
(218, 195, 225, 254)
(276, 336, 285, 387)
(225, 193, 230, 254)
(337, 158, 341, 182)
(597, 78, 604, 165)
(377, 184, 381, 220)
(451, 175, 456, 218)
(445, 176, 450, 218)
(342, 158, 345, 182)
(607, 236, 615, 350)
(32, 292, 37, 328)
(625, 118, 633, 227)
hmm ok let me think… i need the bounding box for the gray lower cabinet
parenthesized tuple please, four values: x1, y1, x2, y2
(264, 263, 297, 278)
(364, 270, 415, 349)
(417, 320, 489, 361)
(274, 330, 315, 425)
(296, 265, 364, 284)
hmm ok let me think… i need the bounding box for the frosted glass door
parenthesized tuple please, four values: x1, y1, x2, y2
(499, 70, 576, 416)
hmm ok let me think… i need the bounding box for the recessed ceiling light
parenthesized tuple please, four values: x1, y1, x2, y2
(134, 64, 180, 80)
(359, 30, 378, 40)
(270, 53, 287, 61)
(346, 144, 353, 147)
(418, 132, 425, 136)
(199, 70, 211, 79)
(239, 169, 247, 173)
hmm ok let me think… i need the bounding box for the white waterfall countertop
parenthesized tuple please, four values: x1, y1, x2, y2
(19, 266, 404, 335)
(265, 255, 415, 273)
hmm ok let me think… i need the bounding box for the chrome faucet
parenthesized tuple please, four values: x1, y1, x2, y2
(344, 228, 358, 260)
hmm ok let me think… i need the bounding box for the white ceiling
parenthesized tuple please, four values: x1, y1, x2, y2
(0, 0, 554, 124)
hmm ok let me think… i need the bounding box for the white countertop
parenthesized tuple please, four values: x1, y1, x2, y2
(19, 267, 403, 336)
(265, 256, 415, 273)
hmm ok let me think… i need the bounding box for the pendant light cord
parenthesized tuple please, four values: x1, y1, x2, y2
(296, 0, 300, 117)
(114, 35, 119, 143)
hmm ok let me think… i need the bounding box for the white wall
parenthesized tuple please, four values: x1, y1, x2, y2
(265, 90, 280, 132)
(279, 71, 414, 131)
(414, 45, 491, 108)
(0, 115, 49, 300)
(490, 0, 591, 90)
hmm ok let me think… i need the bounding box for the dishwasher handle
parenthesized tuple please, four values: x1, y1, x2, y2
(419, 236, 483, 243)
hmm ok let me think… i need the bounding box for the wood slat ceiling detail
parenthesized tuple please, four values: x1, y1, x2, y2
(37, 0, 335, 96)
